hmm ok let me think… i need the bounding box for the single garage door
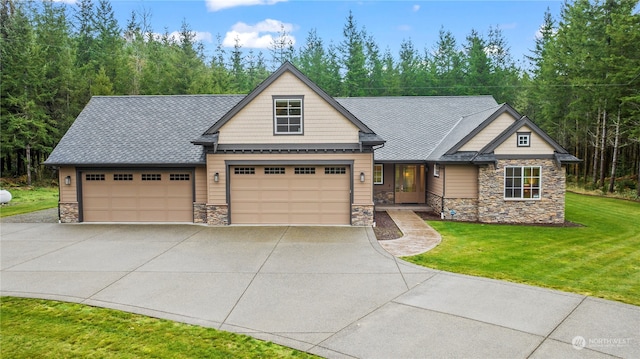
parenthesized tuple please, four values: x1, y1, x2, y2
(81, 171, 193, 222)
(230, 165, 351, 225)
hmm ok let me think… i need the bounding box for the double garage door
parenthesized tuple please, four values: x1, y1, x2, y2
(230, 165, 351, 225)
(81, 170, 193, 222)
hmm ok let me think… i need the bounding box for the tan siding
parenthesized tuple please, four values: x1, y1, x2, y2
(427, 164, 444, 196)
(206, 152, 373, 205)
(194, 166, 207, 203)
(374, 163, 394, 191)
(494, 126, 555, 155)
(218, 72, 360, 144)
(460, 113, 516, 151)
(444, 165, 478, 198)
(59, 167, 77, 202)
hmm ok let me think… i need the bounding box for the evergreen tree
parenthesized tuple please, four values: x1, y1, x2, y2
(340, 11, 367, 96)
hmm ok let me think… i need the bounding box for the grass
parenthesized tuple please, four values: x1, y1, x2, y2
(404, 192, 640, 306)
(0, 187, 58, 217)
(0, 297, 320, 359)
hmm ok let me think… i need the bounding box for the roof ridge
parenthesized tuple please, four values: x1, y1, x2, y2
(459, 103, 504, 119)
(91, 94, 246, 99)
(336, 95, 496, 100)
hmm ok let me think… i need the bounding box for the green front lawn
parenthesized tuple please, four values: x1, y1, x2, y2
(405, 192, 640, 306)
(0, 297, 319, 359)
(0, 187, 58, 217)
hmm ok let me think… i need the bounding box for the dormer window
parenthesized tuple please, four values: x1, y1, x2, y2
(274, 97, 303, 134)
(517, 132, 531, 147)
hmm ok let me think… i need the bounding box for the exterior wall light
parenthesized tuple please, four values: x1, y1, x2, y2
(213, 172, 219, 182)
(360, 172, 365, 183)
(64, 176, 71, 185)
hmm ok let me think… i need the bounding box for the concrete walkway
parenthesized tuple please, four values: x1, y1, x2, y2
(1, 223, 639, 359)
(378, 210, 441, 257)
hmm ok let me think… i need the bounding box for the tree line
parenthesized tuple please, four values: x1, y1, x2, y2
(1, 0, 638, 196)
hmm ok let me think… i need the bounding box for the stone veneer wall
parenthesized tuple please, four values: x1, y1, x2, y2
(352, 205, 374, 226)
(426, 192, 443, 216)
(443, 198, 478, 221)
(373, 189, 394, 205)
(59, 202, 79, 223)
(193, 203, 207, 224)
(478, 159, 565, 224)
(206, 204, 229, 225)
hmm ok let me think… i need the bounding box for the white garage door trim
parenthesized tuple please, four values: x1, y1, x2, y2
(79, 169, 194, 222)
(225, 160, 354, 225)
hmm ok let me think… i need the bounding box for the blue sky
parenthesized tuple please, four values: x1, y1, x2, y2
(88, 0, 565, 65)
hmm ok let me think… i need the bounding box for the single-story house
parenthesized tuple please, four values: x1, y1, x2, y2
(45, 62, 579, 225)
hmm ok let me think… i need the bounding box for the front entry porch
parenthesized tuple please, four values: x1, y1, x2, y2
(373, 163, 426, 205)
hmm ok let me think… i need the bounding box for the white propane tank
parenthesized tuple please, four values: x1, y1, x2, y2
(0, 189, 12, 204)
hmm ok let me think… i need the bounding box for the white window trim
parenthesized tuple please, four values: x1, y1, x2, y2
(504, 165, 542, 200)
(373, 164, 383, 184)
(433, 164, 440, 177)
(517, 132, 531, 147)
(273, 97, 303, 135)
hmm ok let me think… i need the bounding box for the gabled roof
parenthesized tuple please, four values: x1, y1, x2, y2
(203, 61, 375, 135)
(478, 115, 568, 154)
(336, 96, 500, 162)
(45, 95, 243, 166)
(444, 103, 522, 156)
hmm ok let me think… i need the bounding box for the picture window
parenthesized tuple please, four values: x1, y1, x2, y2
(504, 166, 541, 199)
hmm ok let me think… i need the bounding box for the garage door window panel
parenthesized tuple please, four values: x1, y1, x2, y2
(113, 174, 133, 181)
(142, 174, 161, 181)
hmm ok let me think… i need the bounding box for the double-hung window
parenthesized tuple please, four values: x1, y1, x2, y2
(504, 166, 541, 199)
(274, 97, 303, 134)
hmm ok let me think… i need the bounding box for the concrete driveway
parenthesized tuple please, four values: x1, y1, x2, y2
(1, 223, 638, 359)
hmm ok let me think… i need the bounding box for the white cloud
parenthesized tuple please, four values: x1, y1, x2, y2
(412, 4, 420, 12)
(152, 31, 214, 44)
(397, 25, 411, 32)
(205, 0, 286, 12)
(222, 19, 296, 49)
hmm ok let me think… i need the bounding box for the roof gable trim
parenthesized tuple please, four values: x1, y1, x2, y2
(478, 116, 569, 154)
(444, 103, 520, 155)
(203, 61, 374, 135)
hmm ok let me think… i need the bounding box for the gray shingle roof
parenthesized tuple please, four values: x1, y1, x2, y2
(45, 95, 243, 166)
(47, 94, 522, 166)
(336, 96, 499, 162)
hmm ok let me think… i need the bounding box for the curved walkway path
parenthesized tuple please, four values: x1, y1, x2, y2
(378, 210, 441, 257)
(1, 222, 638, 358)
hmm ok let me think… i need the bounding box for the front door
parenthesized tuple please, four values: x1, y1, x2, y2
(395, 164, 425, 204)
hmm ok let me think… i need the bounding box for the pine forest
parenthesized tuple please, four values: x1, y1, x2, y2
(1, 0, 639, 196)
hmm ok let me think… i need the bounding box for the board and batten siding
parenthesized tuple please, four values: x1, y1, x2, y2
(59, 166, 77, 202)
(444, 165, 478, 198)
(206, 152, 373, 205)
(459, 113, 516, 151)
(218, 72, 360, 144)
(494, 125, 555, 155)
(194, 166, 207, 203)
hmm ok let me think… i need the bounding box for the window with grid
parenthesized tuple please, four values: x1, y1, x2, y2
(142, 174, 161, 181)
(85, 174, 105, 181)
(324, 167, 346, 174)
(504, 166, 541, 199)
(234, 167, 255, 175)
(264, 167, 285, 174)
(517, 132, 531, 147)
(274, 98, 302, 134)
(170, 174, 190, 181)
(294, 167, 315, 174)
(113, 174, 133, 181)
(373, 164, 383, 184)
